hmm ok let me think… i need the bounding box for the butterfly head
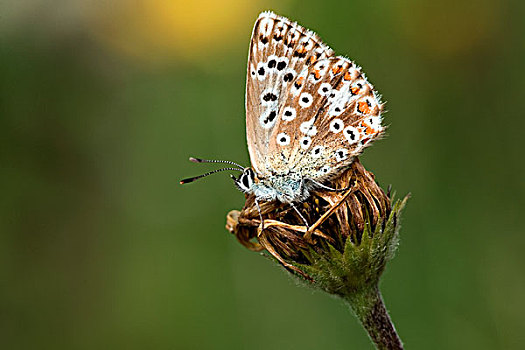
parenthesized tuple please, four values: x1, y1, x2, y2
(231, 167, 257, 194)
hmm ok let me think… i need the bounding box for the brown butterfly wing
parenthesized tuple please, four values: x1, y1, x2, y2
(245, 11, 333, 178)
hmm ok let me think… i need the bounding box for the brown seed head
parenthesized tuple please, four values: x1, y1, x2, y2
(226, 158, 404, 283)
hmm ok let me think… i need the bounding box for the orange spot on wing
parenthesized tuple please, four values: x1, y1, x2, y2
(358, 101, 371, 114)
(297, 46, 307, 54)
(314, 69, 321, 79)
(332, 66, 343, 75)
(360, 121, 380, 136)
(351, 87, 360, 95)
(359, 122, 373, 135)
(309, 56, 317, 64)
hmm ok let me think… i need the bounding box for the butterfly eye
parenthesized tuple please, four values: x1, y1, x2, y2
(242, 174, 250, 188)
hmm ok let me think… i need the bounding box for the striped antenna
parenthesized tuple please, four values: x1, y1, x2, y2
(180, 167, 242, 185)
(189, 157, 244, 171)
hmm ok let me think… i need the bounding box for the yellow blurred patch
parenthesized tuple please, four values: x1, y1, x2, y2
(90, 0, 287, 65)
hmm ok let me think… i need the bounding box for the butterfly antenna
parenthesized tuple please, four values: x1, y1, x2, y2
(189, 157, 244, 171)
(180, 167, 242, 185)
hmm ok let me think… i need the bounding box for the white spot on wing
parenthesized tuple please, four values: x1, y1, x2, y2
(311, 145, 324, 158)
(335, 148, 348, 162)
(276, 132, 291, 146)
(343, 126, 360, 144)
(300, 117, 317, 136)
(327, 89, 340, 102)
(282, 107, 296, 121)
(256, 62, 267, 81)
(319, 165, 331, 175)
(259, 109, 277, 129)
(330, 102, 345, 116)
(266, 55, 278, 73)
(282, 68, 296, 85)
(299, 92, 313, 108)
(300, 136, 312, 149)
(260, 88, 279, 107)
(292, 69, 307, 96)
(298, 35, 315, 51)
(329, 119, 344, 133)
(258, 16, 273, 37)
(318, 83, 332, 96)
(366, 116, 382, 130)
(257, 41, 268, 51)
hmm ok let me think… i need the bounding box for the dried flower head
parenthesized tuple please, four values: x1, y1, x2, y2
(226, 158, 408, 349)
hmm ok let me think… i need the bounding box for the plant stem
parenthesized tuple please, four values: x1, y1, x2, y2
(344, 286, 403, 350)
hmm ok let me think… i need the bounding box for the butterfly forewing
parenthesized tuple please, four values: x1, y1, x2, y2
(246, 11, 333, 177)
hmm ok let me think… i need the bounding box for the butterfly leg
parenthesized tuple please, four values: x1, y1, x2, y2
(254, 197, 265, 231)
(303, 186, 356, 242)
(308, 178, 354, 192)
(290, 203, 310, 229)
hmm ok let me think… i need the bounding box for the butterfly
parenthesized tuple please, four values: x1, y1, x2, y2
(181, 11, 384, 222)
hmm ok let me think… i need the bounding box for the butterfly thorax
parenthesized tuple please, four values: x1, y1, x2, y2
(252, 172, 311, 203)
(232, 167, 311, 203)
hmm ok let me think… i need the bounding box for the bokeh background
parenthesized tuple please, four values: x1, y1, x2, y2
(1, 0, 524, 349)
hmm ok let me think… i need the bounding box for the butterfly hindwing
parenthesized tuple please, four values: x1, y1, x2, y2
(268, 55, 384, 182)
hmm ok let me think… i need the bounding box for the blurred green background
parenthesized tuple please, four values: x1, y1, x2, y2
(1, 0, 524, 349)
